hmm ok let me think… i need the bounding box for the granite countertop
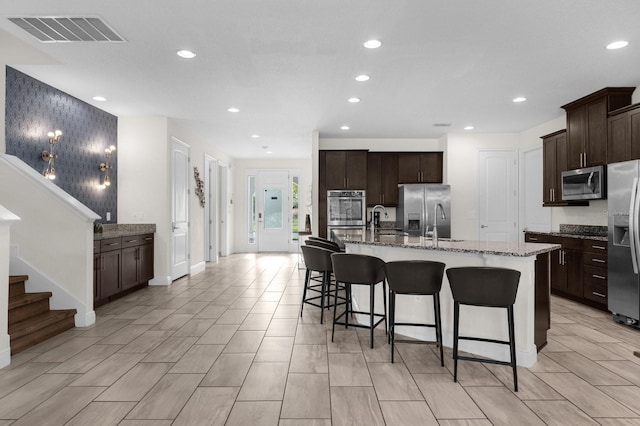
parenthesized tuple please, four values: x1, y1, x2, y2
(336, 230, 560, 257)
(525, 224, 607, 242)
(94, 223, 156, 240)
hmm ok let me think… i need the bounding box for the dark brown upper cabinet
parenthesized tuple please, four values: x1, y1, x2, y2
(542, 130, 567, 206)
(608, 103, 640, 164)
(397, 152, 443, 183)
(367, 152, 399, 206)
(562, 87, 635, 169)
(323, 150, 368, 190)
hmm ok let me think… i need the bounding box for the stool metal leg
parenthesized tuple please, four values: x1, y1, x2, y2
(320, 271, 327, 324)
(508, 305, 518, 392)
(370, 284, 375, 348)
(331, 278, 340, 342)
(300, 269, 311, 318)
(434, 293, 444, 367)
(453, 301, 460, 383)
(390, 291, 396, 363)
(382, 280, 388, 336)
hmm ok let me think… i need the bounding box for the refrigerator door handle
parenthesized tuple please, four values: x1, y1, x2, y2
(630, 177, 639, 274)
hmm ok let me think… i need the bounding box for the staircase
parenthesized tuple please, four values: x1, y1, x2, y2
(8, 275, 76, 354)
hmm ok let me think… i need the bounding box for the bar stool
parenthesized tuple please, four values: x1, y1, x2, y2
(305, 238, 341, 252)
(331, 253, 387, 348)
(385, 260, 446, 365)
(446, 267, 521, 392)
(300, 245, 335, 323)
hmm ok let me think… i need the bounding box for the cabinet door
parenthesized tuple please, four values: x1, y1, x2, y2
(93, 254, 100, 303)
(397, 153, 421, 183)
(345, 151, 367, 189)
(121, 247, 140, 290)
(367, 153, 382, 206)
(324, 151, 347, 189)
(631, 108, 640, 160)
(585, 98, 607, 166)
(380, 153, 399, 205)
(550, 249, 566, 292)
(566, 106, 586, 170)
(139, 243, 154, 283)
(100, 250, 121, 299)
(420, 153, 443, 183)
(608, 113, 630, 164)
(564, 249, 583, 297)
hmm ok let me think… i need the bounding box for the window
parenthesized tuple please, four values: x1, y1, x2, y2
(291, 175, 299, 242)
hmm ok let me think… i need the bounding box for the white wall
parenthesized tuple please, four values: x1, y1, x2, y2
(232, 158, 312, 253)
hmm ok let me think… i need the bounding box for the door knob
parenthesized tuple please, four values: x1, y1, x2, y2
(480, 224, 488, 228)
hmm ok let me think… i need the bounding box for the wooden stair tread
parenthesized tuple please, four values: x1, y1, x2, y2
(8, 309, 76, 339)
(9, 275, 28, 284)
(8, 292, 52, 310)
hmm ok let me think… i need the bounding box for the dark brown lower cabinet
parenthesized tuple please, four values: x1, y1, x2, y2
(534, 252, 550, 351)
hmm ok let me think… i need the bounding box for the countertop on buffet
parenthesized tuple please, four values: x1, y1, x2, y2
(334, 230, 560, 257)
(94, 223, 156, 240)
(524, 224, 607, 242)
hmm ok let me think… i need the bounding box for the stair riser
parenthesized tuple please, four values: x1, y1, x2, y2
(10, 316, 75, 355)
(9, 281, 26, 298)
(9, 299, 51, 325)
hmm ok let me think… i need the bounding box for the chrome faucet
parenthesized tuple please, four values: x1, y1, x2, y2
(370, 204, 387, 234)
(432, 203, 446, 244)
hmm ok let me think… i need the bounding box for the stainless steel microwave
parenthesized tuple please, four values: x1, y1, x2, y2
(561, 165, 605, 201)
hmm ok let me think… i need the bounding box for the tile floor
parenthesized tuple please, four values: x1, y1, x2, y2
(3, 253, 640, 425)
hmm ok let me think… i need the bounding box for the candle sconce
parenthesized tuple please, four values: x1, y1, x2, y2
(99, 145, 116, 188)
(41, 130, 62, 180)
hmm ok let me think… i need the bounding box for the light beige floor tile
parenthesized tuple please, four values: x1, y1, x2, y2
(255, 337, 294, 362)
(237, 362, 289, 401)
(0, 373, 79, 419)
(278, 420, 331, 426)
(229, 297, 259, 310)
(281, 373, 331, 419)
(295, 324, 327, 345)
(279, 294, 303, 305)
(98, 324, 154, 345)
(173, 387, 238, 426)
(442, 353, 503, 387)
(486, 364, 562, 400)
(599, 361, 640, 387)
(433, 420, 493, 426)
(117, 333, 169, 354)
(395, 343, 447, 373)
(11, 386, 105, 426)
(126, 373, 204, 420)
(79, 319, 131, 337)
(413, 373, 485, 419)
(113, 305, 157, 320)
(328, 353, 372, 386)
(274, 305, 301, 319)
(528, 353, 570, 373)
(216, 308, 251, 324)
(379, 401, 439, 425)
(536, 372, 637, 417)
(132, 309, 175, 325)
(225, 401, 281, 426)
(540, 338, 573, 353)
(158, 296, 192, 310)
(49, 344, 122, 374)
(251, 301, 279, 314)
(290, 345, 328, 374)
(546, 352, 632, 385)
(266, 318, 298, 337)
(0, 362, 59, 399)
(31, 337, 102, 363)
(169, 344, 224, 373)
(596, 419, 640, 425)
(360, 336, 400, 363)
(150, 313, 194, 331)
(466, 386, 545, 426)
(194, 305, 228, 319)
(555, 336, 625, 361)
(175, 301, 209, 314)
(330, 386, 385, 426)
(260, 292, 283, 302)
(599, 385, 640, 416)
(223, 330, 265, 353)
(201, 353, 255, 386)
(327, 330, 362, 353)
(172, 318, 216, 337)
(239, 313, 273, 331)
(96, 362, 173, 401)
(368, 362, 423, 400)
(65, 401, 137, 426)
(70, 353, 146, 386)
(556, 323, 622, 343)
(142, 336, 198, 362)
(0, 351, 39, 371)
(525, 400, 599, 425)
(196, 324, 239, 345)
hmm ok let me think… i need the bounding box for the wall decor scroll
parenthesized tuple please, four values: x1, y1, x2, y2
(194, 167, 205, 207)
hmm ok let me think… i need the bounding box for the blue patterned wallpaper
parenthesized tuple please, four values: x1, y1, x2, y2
(5, 66, 117, 223)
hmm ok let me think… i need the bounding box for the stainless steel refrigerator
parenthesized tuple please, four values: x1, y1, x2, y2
(608, 160, 640, 325)
(396, 184, 451, 237)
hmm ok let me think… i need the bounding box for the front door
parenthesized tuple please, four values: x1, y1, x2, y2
(171, 138, 190, 280)
(257, 170, 290, 252)
(478, 149, 518, 242)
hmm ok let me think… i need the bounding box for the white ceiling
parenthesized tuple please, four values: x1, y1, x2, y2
(1, 0, 640, 159)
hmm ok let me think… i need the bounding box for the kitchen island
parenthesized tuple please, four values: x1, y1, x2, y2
(333, 231, 560, 367)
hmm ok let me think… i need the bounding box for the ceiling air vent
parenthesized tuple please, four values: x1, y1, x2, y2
(433, 123, 452, 127)
(8, 17, 125, 42)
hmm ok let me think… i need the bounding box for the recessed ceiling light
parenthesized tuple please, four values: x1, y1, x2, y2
(606, 40, 629, 50)
(266, 151, 273, 154)
(513, 97, 527, 103)
(177, 50, 196, 59)
(340, 125, 350, 130)
(93, 96, 106, 102)
(364, 40, 382, 49)
(251, 134, 260, 138)
(464, 126, 474, 130)
(348, 97, 360, 103)
(355, 75, 370, 82)
(227, 107, 240, 113)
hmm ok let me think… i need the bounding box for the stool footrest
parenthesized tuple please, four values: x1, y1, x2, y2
(393, 322, 437, 329)
(458, 335, 510, 346)
(456, 355, 513, 367)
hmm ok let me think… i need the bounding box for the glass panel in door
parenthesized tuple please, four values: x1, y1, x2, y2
(264, 188, 283, 229)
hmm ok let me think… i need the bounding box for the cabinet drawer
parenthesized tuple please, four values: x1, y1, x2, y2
(140, 234, 154, 244)
(562, 237, 583, 251)
(100, 237, 122, 252)
(583, 240, 608, 253)
(583, 279, 607, 303)
(584, 253, 607, 267)
(584, 265, 607, 284)
(121, 236, 141, 248)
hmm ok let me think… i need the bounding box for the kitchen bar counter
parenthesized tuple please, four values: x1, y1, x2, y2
(94, 223, 156, 240)
(332, 230, 559, 367)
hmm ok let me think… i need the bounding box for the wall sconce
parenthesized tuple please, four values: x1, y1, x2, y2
(99, 145, 116, 188)
(41, 130, 62, 180)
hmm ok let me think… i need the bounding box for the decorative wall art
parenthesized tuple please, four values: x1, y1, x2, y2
(194, 167, 205, 207)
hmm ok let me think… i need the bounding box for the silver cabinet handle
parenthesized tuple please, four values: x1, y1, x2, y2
(592, 274, 606, 280)
(592, 245, 606, 250)
(584, 152, 587, 167)
(592, 291, 606, 298)
(592, 258, 605, 263)
(529, 237, 538, 241)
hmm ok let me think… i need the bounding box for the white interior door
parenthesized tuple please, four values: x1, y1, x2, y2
(478, 149, 518, 242)
(204, 155, 217, 262)
(171, 138, 190, 280)
(257, 170, 290, 252)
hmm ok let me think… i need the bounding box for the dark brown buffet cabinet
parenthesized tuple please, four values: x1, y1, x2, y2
(94, 233, 154, 306)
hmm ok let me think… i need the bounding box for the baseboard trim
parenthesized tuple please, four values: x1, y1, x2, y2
(77, 310, 96, 328)
(190, 261, 206, 276)
(0, 335, 10, 369)
(149, 275, 171, 286)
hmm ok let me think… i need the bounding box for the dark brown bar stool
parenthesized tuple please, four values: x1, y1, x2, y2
(331, 253, 387, 348)
(385, 260, 446, 365)
(300, 245, 336, 323)
(446, 267, 521, 392)
(305, 238, 341, 252)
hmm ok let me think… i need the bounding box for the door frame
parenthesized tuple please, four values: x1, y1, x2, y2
(170, 137, 190, 281)
(519, 145, 551, 240)
(204, 154, 218, 262)
(219, 162, 229, 257)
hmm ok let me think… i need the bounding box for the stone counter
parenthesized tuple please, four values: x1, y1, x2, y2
(94, 223, 156, 240)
